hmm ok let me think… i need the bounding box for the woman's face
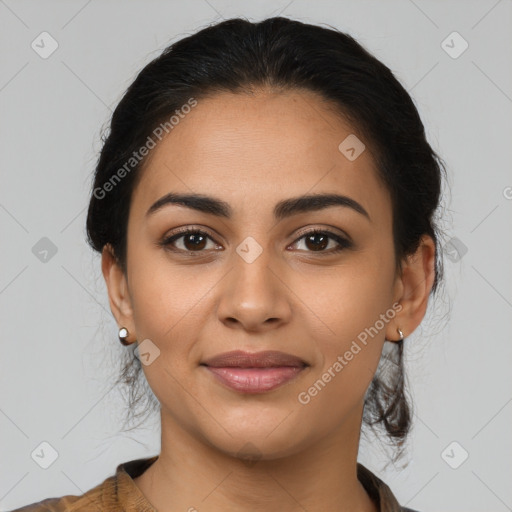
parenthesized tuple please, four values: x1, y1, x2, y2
(106, 88, 411, 460)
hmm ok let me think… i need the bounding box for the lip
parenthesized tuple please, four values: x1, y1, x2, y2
(201, 350, 308, 394)
(202, 350, 307, 368)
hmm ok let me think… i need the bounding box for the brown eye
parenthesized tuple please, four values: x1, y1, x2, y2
(292, 229, 353, 254)
(160, 229, 219, 253)
(181, 232, 208, 251)
(304, 232, 329, 251)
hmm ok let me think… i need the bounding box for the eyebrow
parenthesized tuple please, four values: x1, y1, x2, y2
(146, 192, 371, 222)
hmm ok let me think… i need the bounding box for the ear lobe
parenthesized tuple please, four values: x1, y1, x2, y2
(101, 244, 135, 331)
(387, 235, 436, 342)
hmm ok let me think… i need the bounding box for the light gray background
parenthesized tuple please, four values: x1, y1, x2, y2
(1, 1, 511, 511)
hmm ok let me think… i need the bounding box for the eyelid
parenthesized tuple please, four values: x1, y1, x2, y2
(162, 224, 352, 242)
(159, 224, 353, 255)
(292, 224, 353, 244)
(289, 228, 353, 254)
(161, 225, 221, 242)
(159, 226, 222, 250)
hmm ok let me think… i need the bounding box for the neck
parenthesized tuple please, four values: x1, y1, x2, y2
(134, 406, 378, 512)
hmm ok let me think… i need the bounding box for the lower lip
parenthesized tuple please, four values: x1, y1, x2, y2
(204, 366, 306, 393)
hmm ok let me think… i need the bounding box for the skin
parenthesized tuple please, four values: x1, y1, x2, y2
(102, 88, 435, 512)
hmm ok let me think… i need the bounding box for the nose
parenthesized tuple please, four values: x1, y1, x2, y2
(216, 247, 292, 333)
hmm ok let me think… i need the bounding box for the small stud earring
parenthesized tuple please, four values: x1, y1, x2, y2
(397, 327, 404, 341)
(119, 327, 135, 346)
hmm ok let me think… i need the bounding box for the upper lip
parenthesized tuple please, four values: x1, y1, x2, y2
(201, 350, 308, 368)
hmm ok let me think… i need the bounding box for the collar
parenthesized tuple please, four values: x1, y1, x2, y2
(113, 456, 405, 511)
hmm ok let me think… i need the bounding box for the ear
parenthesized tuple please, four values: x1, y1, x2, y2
(386, 234, 436, 342)
(101, 244, 136, 339)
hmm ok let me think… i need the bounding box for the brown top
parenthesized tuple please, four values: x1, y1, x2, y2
(10, 456, 418, 512)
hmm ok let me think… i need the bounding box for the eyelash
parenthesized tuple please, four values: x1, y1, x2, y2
(159, 227, 353, 255)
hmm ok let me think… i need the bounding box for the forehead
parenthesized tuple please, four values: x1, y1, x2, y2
(131, 89, 391, 224)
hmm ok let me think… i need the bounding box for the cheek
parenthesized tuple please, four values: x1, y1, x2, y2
(125, 250, 213, 413)
(296, 275, 391, 417)
(297, 255, 396, 395)
(127, 242, 213, 342)
(294, 257, 395, 344)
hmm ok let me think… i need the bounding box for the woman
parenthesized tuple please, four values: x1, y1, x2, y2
(13, 15, 445, 512)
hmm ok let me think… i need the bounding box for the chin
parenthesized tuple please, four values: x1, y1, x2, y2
(203, 425, 308, 463)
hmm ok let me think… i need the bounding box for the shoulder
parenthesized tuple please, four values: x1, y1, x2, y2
(8, 474, 114, 512)
(9, 495, 88, 512)
(357, 461, 422, 512)
(9, 494, 100, 511)
(7, 456, 158, 512)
